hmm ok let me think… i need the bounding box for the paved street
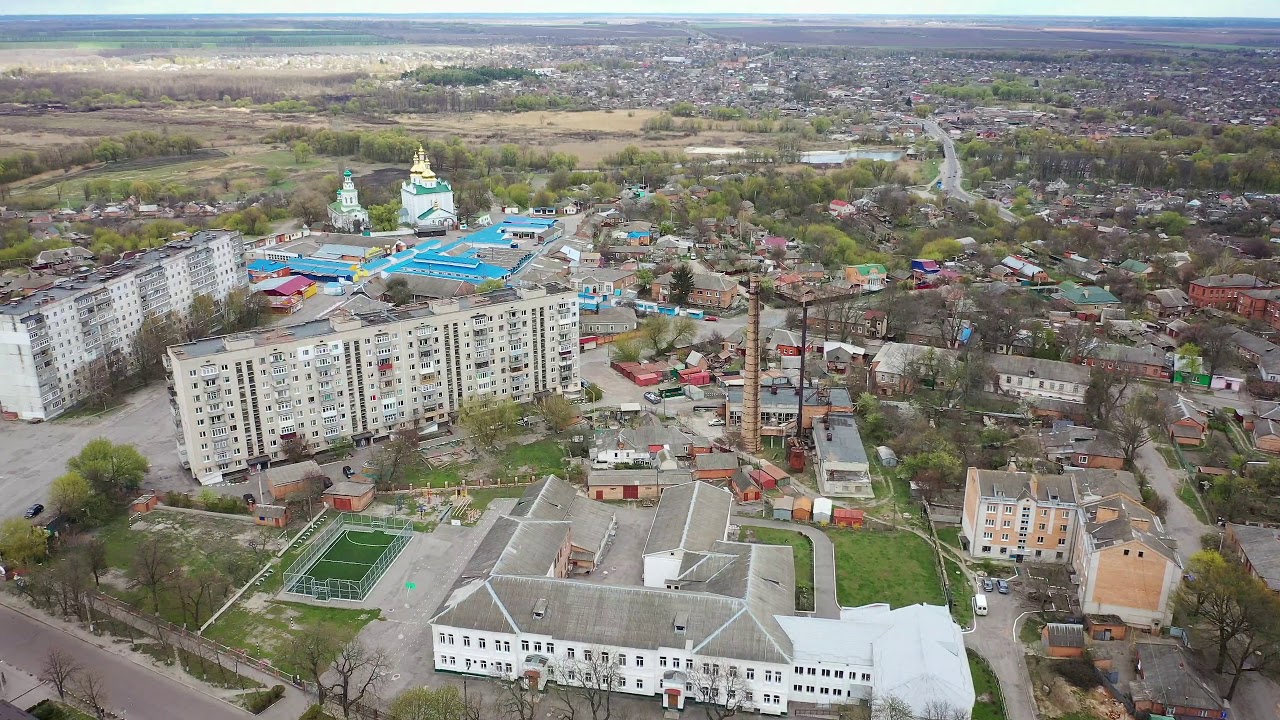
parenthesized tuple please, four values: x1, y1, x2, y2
(921, 118, 1019, 224)
(0, 604, 244, 720)
(0, 383, 194, 521)
(1135, 440, 1212, 557)
(736, 515, 840, 619)
(962, 582, 1038, 720)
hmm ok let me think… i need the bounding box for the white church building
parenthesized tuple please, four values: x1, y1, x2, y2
(399, 146, 457, 233)
(327, 169, 369, 232)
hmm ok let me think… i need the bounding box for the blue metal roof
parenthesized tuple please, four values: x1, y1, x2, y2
(248, 259, 287, 272)
(287, 258, 362, 280)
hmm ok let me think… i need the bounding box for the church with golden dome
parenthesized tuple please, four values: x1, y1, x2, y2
(399, 145, 457, 233)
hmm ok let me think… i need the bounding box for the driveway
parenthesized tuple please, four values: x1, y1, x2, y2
(735, 516, 840, 619)
(1134, 440, 1211, 561)
(963, 585, 1038, 720)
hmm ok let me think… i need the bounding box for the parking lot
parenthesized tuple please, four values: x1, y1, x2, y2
(0, 382, 195, 521)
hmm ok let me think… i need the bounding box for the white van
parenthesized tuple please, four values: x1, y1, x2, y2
(973, 593, 988, 617)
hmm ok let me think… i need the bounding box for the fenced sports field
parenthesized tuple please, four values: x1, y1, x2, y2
(284, 513, 412, 602)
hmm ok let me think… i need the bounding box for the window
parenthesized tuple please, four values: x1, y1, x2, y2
(745, 691, 753, 703)
(479, 639, 486, 650)
(985, 518, 995, 527)
(1058, 538, 1067, 546)
(861, 673, 871, 682)
(438, 633, 446, 644)
(1037, 536, 1045, 544)
(521, 641, 529, 652)
(981, 545, 991, 553)
(746, 668, 755, 680)
(546, 643, 554, 654)
(584, 650, 592, 661)
(601, 652, 609, 664)
(807, 668, 816, 676)
(1038, 523, 1047, 531)
(617, 654, 626, 666)
(986, 504, 996, 513)
(635, 656, 644, 668)
(463, 636, 471, 648)
(793, 684, 803, 693)
(821, 688, 830, 695)
(568, 648, 576, 660)
(1078, 455, 1089, 465)
(806, 685, 815, 693)
(1002, 520, 1011, 528)
(1001, 533, 1010, 541)
(1124, 549, 1130, 556)
(1060, 524, 1068, 532)
(1138, 551, 1145, 558)
(659, 656, 667, 667)
(533, 642, 541, 652)
(636, 679, 643, 689)
(821, 669, 831, 678)
(1041, 509, 1049, 516)
(1061, 510, 1071, 519)
(983, 532, 993, 539)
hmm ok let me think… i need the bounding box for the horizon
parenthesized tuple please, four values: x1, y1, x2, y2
(14, 1, 1280, 20)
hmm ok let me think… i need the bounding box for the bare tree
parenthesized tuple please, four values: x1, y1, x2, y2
(496, 678, 538, 720)
(370, 428, 426, 490)
(39, 648, 80, 700)
(131, 535, 175, 613)
(68, 535, 109, 587)
(553, 648, 623, 720)
(870, 693, 915, 720)
(686, 664, 748, 720)
(919, 699, 969, 720)
(288, 623, 343, 707)
(73, 668, 111, 720)
(175, 566, 228, 628)
(1055, 321, 1096, 363)
(326, 639, 392, 719)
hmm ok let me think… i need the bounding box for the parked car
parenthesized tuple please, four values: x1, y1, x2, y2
(707, 418, 726, 427)
(24, 503, 44, 519)
(643, 391, 661, 404)
(704, 316, 719, 322)
(982, 577, 995, 593)
(996, 579, 1010, 595)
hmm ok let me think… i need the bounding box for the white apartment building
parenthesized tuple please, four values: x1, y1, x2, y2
(0, 230, 245, 420)
(164, 284, 581, 483)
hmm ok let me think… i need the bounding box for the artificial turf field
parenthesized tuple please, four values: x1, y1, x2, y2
(305, 529, 397, 583)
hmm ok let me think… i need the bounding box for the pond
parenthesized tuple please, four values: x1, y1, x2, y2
(800, 148, 905, 164)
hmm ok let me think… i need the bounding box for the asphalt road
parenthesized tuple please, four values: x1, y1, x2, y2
(920, 118, 1019, 224)
(0, 605, 243, 720)
(963, 585, 1038, 720)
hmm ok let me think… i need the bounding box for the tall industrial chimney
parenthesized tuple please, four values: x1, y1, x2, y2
(743, 274, 761, 454)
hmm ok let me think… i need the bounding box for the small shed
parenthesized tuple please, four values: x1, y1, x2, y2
(833, 507, 865, 528)
(758, 460, 790, 488)
(875, 446, 899, 467)
(812, 497, 834, 525)
(1085, 614, 1128, 641)
(322, 481, 375, 512)
(252, 504, 290, 528)
(792, 496, 814, 522)
(694, 452, 739, 482)
(772, 496, 795, 521)
(731, 469, 762, 503)
(129, 493, 160, 515)
(1042, 623, 1086, 658)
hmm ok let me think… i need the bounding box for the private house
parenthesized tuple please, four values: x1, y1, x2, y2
(1039, 426, 1125, 470)
(1002, 255, 1051, 283)
(585, 469, 690, 502)
(1235, 287, 1280, 331)
(1042, 624, 1086, 658)
(1084, 344, 1169, 380)
(581, 307, 639, 337)
(1224, 523, 1280, 592)
(509, 475, 617, 574)
(961, 468, 1079, 563)
(813, 413, 873, 498)
(251, 503, 290, 528)
(823, 341, 867, 374)
(652, 272, 738, 309)
(1117, 259, 1153, 277)
(1189, 273, 1270, 310)
(807, 309, 888, 341)
(989, 354, 1089, 405)
(1253, 418, 1280, 455)
(843, 263, 888, 292)
(730, 469, 763, 503)
(1169, 396, 1209, 447)
(1145, 288, 1194, 318)
(570, 268, 637, 308)
(1132, 643, 1228, 720)
(870, 342, 959, 396)
(693, 452, 740, 483)
(1231, 330, 1280, 382)
(642, 481, 733, 588)
(1056, 282, 1121, 314)
(1072, 494, 1180, 629)
(253, 275, 318, 314)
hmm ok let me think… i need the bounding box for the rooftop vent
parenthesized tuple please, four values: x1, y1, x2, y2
(826, 432, 833, 441)
(674, 611, 688, 634)
(532, 598, 548, 619)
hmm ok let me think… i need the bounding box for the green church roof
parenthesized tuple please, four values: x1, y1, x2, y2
(404, 179, 454, 196)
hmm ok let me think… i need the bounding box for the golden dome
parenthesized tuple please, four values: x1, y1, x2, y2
(409, 145, 435, 179)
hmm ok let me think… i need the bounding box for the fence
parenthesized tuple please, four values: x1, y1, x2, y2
(283, 512, 413, 602)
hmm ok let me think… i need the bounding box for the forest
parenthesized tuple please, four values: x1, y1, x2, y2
(400, 65, 535, 87)
(0, 131, 203, 186)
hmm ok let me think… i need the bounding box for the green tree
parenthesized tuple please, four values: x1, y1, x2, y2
(389, 686, 476, 720)
(266, 167, 286, 186)
(49, 471, 93, 519)
(0, 518, 47, 567)
(369, 428, 425, 490)
(67, 438, 149, 500)
(639, 315, 673, 356)
(327, 435, 355, 458)
(476, 279, 505, 292)
(384, 277, 415, 305)
(669, 101, 697, 117)
(187, 293, 220, 341)
(289, 190, 329, 226)
(669, 264, 695, 306)
(457, 397, 520, 450)
(611, 336, 643, 363)
(535, 395, 578, 433)
(370, 201, 402, 232)
(291, 141, 313, 165)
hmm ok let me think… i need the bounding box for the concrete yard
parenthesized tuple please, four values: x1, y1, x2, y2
(578, 503, 655, 588)
(0, 383, 196, 521)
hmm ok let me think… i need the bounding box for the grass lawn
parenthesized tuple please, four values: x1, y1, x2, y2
(945, 556, 974, 628)
(204, 600, 379, 672)
(969, 650, 1007, 720)
(1156, 444, 1182, 470)
(465, 486, 529, 515)
(405, 465, 469, 488)
(936, 526, 961, 549)
(829, 530, 944, 609)
(498, 439, 568, 477)
(1178, 481, 1211, 524)
(742, 526, 815, 612)
(28, 700, 96, 720)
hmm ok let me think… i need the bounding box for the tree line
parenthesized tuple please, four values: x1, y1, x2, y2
(0, 130, 203, 185)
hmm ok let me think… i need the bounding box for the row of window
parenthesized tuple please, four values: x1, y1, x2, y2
(794, 666, 871, 682)
(986, 505, 1072, 519)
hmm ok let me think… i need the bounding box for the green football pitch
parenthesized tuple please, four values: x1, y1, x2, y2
(306, 529, 398, 583)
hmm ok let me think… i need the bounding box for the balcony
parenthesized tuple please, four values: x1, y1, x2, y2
(419, 363, 436, 375)
(377, 361, 393, 371)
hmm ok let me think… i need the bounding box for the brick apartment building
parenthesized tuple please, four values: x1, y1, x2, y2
(1188, 273, 1271, 310)
(961, 469, 1079, 563)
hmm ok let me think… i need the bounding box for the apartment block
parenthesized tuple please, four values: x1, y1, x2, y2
(164, 284, 580, 483)
(0, 230, 245, 420)
(961, 468, 1079, 563)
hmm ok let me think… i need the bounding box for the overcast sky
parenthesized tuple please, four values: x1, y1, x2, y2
(18, 1, 1280, 18)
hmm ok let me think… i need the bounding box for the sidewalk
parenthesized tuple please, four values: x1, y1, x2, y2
(0, 593, 313, 720)
(0, 659, 54, 710)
